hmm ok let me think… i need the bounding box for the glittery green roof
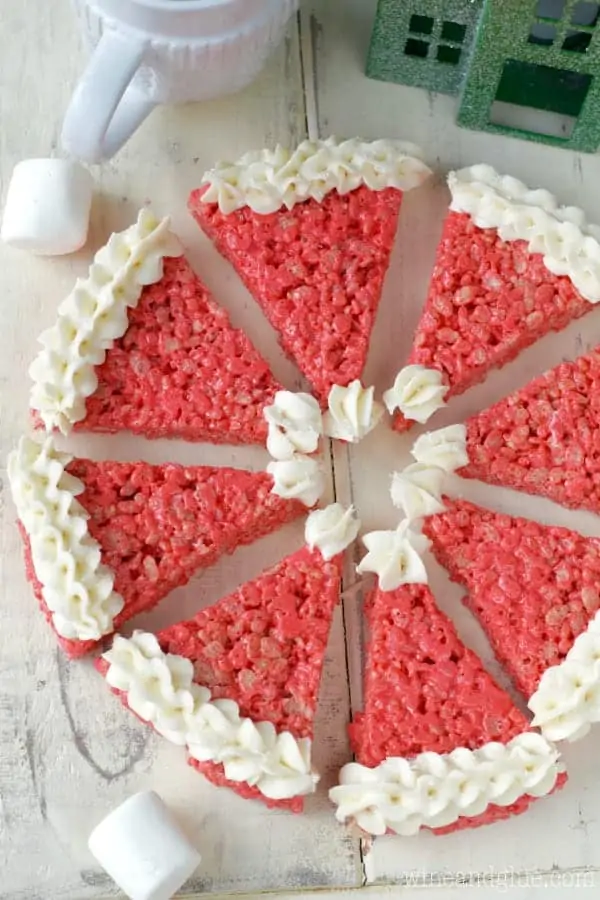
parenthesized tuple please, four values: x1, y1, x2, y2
(367, 0, 600, 152)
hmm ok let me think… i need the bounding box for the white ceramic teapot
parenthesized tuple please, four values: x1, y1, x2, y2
(62, 0, 298, 163)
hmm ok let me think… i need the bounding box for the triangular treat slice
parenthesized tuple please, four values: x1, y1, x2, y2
(386, 166, 599, 433)
(8, 436, 305, 659)
(96, 504, 361, 811)
(425, 498, 600, 743)
(460, 345, 600, 514)
(331, 582, 564, 836)
(189, 138, 431, 404)
(29, 210, 282, 445)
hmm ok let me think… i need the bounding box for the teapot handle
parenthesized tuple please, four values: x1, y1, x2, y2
(61, 29, 156, 163)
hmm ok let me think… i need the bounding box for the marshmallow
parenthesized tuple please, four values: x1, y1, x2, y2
(1, 158, 93, 255)
(88, 791, 201, 900)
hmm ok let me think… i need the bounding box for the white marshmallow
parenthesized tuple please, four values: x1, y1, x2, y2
(88, 791, 201, 900)
(1, 158, 93, 255)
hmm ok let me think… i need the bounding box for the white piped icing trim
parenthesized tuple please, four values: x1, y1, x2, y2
(264, 391, 323, 460)
(529, 610, 600, 742)
(390, 464, 446, 521)
(267, 456, 326, 507)
(449, 165, 600, 303)
(323, 380, 384, 443)
(411, 424, 468, 473)
(388, 425, 469, 522)
(383, 365, 448, 425)
(7, 436, 124, 641)
(103, 631, 318, 801)
(330, 733, 562, 836)
(29, 209, 182, 434)
(357, 521, 429, 591)
(305, 503, 360, 561)
(200, 137, 432, 214)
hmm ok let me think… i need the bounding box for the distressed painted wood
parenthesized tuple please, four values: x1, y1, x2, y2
(3, 1, 600, 899)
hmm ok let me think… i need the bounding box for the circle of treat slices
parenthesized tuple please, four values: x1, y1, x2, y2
(8, 138, 600, 837)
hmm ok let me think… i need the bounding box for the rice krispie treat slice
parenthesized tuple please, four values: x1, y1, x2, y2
(385, 166, 600, 432)
(29, 210, 283, 445)
(189, 138, 432, 404)
(8, 436, 305, 658)
(425, 498, 600, 744)
(332, 582, 564, 836)
(96, 504, 361, 811)
(459, 346, 600, 514)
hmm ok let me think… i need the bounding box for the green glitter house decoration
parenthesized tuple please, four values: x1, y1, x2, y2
(368, 0, 600, 152)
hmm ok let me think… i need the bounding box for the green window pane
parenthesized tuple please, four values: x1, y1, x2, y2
(496, 59, 592, 118)
(572, 1, 600, 26)
(562, 30, 593, 51)
(441, 21, 467, 43)
(528, 22, 557, 44)
(437, 44, 462, 64)
(404, 38, 429, 58)
(409, 14, 434, 35)
(535, 0, 566, 19)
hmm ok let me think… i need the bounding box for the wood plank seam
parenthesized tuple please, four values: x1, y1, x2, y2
(298, 5, 366, 886)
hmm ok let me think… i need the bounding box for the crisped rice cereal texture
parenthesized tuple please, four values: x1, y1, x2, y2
(351, 583, 559, 834)
(77, 256, 282, 445)
(19, 457, 304, 658)
(189, 185, 402, 404)
(424, 498, 600, 699)
(97, 546, 343, 811)
(393, 212, 591, 432)
(461, 346, 600, 514)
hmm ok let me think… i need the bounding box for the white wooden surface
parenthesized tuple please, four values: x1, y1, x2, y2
(2, 1, 600, 898)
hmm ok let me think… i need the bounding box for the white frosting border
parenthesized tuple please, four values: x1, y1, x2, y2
(529, 610, 600, 743)
(103, 631, 318, 801)
(7, 435, 124, 641)
(449, 165, 600, 304)
(29, 209, 182, 434)
(200, 137, 432, 214)
(330, 733, 562, 836)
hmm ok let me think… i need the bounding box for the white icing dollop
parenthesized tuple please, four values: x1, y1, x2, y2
(529, 611, 600, 742)
(390, 464, 446, 520)
(449, 165, 600, 304)
(356, 520, 429, 591)
(411, 424, 469, 473)
(305, 503, 360, 561)
(323, 380, 384, 443)
(264, 391, 322, 460)
(103, 631, 318, 801)
(7, 436, 124, 641)
(200, 137, 432, 214)
(330, 732, 562, 836)
(29, 209, 182, 434)
(383, 365, 448, 424)
(267, 456, 326, 507)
